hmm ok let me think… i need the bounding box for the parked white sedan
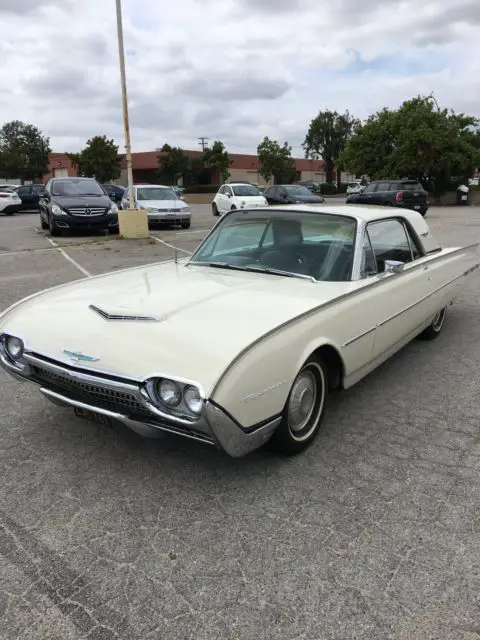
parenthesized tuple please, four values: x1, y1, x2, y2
(212, 182, 267, 216)
(121, 184, 191, 228)
(1, 205, 478, 457)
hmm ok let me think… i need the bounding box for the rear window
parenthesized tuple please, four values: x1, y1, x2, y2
(401, 182, 424, 191)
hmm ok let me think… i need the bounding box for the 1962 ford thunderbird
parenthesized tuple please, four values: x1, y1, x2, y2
(1, 205, 478, 457)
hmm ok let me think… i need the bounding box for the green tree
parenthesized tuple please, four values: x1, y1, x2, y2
(338, 96, 480, 195)
(202, 140, 232, 183)
(0, 120, 51, 183)
(302, 110, 360, 186)
(69, 135, 121, 183)
(257, 136, 295, 184)
(157, 144, 191, 184)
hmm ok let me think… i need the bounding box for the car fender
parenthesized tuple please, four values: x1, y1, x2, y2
(209, 309, 351, 429)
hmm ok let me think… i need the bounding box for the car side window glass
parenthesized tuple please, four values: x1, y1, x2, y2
(367, 219, 414, 271)
(226, 187, 233, 197)
(361, 232, 378, 277)
(363, 184, 374, 193)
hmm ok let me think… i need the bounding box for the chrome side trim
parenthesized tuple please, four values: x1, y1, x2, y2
(342, 326, 376, 348)
(377, 268, 474, 327)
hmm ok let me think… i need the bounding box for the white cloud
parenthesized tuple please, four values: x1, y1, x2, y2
(0, 0, 478, 155)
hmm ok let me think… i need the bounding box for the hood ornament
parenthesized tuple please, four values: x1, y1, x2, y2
(63, 349, 100, 363)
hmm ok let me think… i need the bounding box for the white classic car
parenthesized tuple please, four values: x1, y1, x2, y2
(1, 205, 478, 457)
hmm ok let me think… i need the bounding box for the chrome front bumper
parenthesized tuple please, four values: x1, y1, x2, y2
(0, 349, 279, 458)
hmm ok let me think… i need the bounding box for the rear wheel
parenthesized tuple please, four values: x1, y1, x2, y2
(267, 357, 329, 455)
(418, 307, 447, 340)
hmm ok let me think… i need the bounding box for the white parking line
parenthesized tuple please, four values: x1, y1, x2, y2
(0, 247, 57, 258)
(149, 236, 193, 255)
(46, 237, 92, 277)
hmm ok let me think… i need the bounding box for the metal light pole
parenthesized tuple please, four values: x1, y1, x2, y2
(115, 0, 134, 209)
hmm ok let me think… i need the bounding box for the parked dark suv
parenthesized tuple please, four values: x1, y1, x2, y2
(39, 177, 119, 236)
(346, 179, 428, 216)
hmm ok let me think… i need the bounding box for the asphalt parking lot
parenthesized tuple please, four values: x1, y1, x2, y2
(1, 203, 479, 640)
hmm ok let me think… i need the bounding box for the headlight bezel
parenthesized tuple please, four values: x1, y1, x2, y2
(144, 376, 205, 419)
(0, 333, 25, 366)
(51, 204, 66, 215)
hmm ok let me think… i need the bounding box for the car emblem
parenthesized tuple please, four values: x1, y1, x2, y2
(63, 349, 100, 363)
(85, 208, 91, 215)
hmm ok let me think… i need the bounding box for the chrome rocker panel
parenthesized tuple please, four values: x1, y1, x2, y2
(0, 349, 279, 458)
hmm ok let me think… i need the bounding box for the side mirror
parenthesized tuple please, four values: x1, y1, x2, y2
(226, 193, 231, 198)
(42, 191, 50, 201)
(384, 259, 404, 274)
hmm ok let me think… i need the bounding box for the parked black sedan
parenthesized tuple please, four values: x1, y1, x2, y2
(15, 184, 45, 211)
(264, 184, 326, 205)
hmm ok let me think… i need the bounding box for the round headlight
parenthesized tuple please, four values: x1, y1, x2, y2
(156, 379, 181, 407)
(184, 385, 203, 414)
(5, 335, 24, 360)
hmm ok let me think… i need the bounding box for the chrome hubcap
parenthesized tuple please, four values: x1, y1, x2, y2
(288, 370, 317, 433)
(432, 308, 445, 331)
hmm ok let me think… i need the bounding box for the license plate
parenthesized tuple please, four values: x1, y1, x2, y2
(414, 205, 420, 209)
(74, 406, 113, 428)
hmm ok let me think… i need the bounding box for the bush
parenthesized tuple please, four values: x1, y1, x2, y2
(183, 184, 220, 194)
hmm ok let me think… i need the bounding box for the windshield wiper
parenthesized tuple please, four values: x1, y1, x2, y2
(189, 261, 316, 282)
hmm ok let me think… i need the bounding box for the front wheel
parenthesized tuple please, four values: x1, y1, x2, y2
(49, 214, 60, 237)
(181, 221, 191, 229)
(418, 307, 447, 340)
(212, 203, 219, 216)
(40, 213, 48, 229)
(267, 357, 329, 455)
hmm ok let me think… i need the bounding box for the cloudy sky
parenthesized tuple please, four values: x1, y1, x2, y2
(0, 0, 478, 156)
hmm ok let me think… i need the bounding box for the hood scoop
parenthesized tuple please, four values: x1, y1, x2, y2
(89, 304, 159, 322)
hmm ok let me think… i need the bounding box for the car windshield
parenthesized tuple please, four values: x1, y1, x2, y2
(231, 185, 261, 197)
(52, 180, 104, 196)
(137, 188, 177, 200)
(189, 210, 357, 282)
(285, 185, 315, 196)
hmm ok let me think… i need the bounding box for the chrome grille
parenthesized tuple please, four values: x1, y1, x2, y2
(30, 364, 149, 416)
(67, 207, 106, 216)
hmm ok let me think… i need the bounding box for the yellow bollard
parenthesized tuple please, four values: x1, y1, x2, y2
(118, 208, 149, 238)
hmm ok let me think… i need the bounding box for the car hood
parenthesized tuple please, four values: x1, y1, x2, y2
(0, 261, 356, 393)
(52, 195, 113, 208)
(137, 199, 187, 209)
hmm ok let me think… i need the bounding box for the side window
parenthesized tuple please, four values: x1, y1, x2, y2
(361, 233, 378, 277)
(367, 219, 414, 271)
(362, 184, 375, 193)
(17, 186, 29, 196)
(374, 182, 388, 192)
